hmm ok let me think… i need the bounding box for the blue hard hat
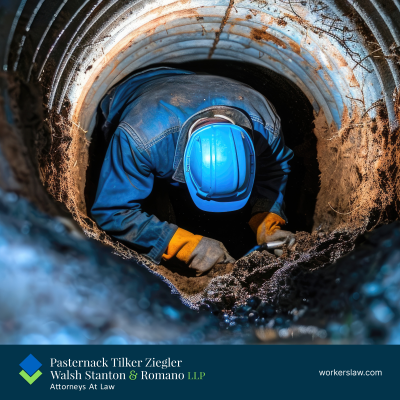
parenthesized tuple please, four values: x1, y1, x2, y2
(184, 123, 256, 212)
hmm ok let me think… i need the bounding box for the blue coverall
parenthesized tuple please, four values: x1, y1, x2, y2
(91, 68, 294, 263)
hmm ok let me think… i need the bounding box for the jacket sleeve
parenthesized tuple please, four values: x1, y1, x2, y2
(91, 128, 178, 263)
(251, 126, 294, 221)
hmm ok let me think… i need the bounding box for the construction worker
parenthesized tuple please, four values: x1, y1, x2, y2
(91, 67, 294, 275)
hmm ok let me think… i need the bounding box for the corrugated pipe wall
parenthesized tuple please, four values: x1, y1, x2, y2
(1, 0, 399, 136)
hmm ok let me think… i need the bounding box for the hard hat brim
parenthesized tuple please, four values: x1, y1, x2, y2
(185, 174, 252, 212)
(180, 106, 254, 142)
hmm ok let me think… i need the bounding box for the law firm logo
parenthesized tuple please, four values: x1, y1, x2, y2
(19, 354, 43, 385)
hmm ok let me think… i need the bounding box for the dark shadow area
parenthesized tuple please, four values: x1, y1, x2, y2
(85, 61, 320, 260)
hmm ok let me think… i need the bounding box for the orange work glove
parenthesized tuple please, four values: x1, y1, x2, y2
(249, 212, 286, 245)
(163, 228, 235, 276)
(163, 228, 203, 263)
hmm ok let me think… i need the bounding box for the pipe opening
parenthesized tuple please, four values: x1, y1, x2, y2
(85, 60, 319, 261)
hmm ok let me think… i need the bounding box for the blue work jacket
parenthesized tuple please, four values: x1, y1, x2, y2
(91, 67, 293, 263)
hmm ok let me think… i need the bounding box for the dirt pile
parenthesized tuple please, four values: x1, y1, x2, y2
(151, 228, 360, 309)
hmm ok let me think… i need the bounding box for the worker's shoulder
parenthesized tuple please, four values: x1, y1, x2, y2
(117, 117, 179, 155)
(167, 73, 254, 87)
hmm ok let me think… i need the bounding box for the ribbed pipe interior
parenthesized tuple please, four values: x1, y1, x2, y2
(3, 0, 400, 136)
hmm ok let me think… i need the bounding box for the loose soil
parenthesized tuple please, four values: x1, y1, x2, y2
(151, 229, 359, 309)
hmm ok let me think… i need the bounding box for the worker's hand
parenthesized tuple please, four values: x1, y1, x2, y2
(249, 212, 295, 247)
(188, 237, 235, 276)
(261, 229, 295, 244)
(163, 228, 235, 276)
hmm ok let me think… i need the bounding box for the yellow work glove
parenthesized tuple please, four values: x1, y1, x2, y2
(163, 228, 235, 275)
(249, 212, 288, 245)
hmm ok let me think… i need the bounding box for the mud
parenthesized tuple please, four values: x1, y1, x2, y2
(147, 228, 360, 310)
(153, 261, 234, 297)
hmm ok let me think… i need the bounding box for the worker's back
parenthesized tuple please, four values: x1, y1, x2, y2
(100, 67, 282, 153)
(90, 67, 294, 265)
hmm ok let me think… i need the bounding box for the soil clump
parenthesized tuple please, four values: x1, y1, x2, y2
(149, 229, 359, 309)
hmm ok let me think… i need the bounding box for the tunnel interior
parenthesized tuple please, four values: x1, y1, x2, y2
(2, 0, 400, 312)
(85, 59, 319, 260)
